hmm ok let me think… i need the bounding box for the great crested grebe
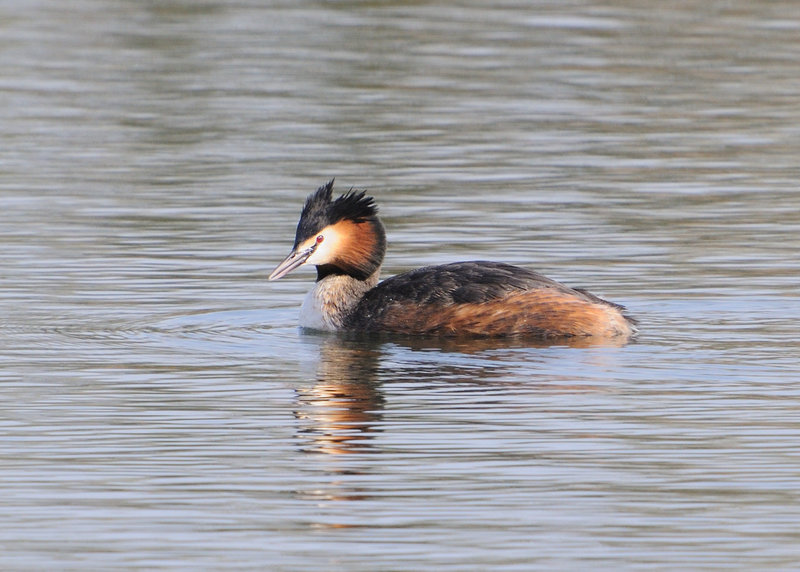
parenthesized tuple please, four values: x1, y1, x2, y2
(269, 180, 637, 339)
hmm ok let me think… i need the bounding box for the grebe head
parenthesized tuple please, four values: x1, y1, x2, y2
(269, 179, 386, 282)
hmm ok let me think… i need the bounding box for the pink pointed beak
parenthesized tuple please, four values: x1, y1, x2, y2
(268, 244, 316, 280)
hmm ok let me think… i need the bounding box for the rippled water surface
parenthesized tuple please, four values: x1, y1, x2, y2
(2, 0, 800, 569)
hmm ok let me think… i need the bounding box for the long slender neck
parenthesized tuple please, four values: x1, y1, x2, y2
(300, 268, 380, 331)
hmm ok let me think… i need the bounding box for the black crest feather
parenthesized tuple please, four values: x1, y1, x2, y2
(329, 189, 378, 224)
(294, 179, 379, 245)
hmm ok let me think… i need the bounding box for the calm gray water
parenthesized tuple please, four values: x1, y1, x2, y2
(2, 0, 800, 569)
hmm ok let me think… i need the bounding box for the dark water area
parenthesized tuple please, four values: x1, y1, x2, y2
(1, 1, 799, 569)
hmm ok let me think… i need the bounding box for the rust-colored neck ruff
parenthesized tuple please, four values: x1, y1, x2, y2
(314, 218, 386, 282)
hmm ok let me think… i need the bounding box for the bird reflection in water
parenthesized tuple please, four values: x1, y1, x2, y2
(293, 331, 628, 458)
(294, 335, 385, 456)
(291, 332, 630, 517)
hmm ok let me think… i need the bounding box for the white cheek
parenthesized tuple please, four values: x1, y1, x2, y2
(304, 227, 343, 266)
(305, 240, 333, 265)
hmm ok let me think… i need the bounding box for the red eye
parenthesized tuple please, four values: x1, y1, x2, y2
(316, 235, 324, 244)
